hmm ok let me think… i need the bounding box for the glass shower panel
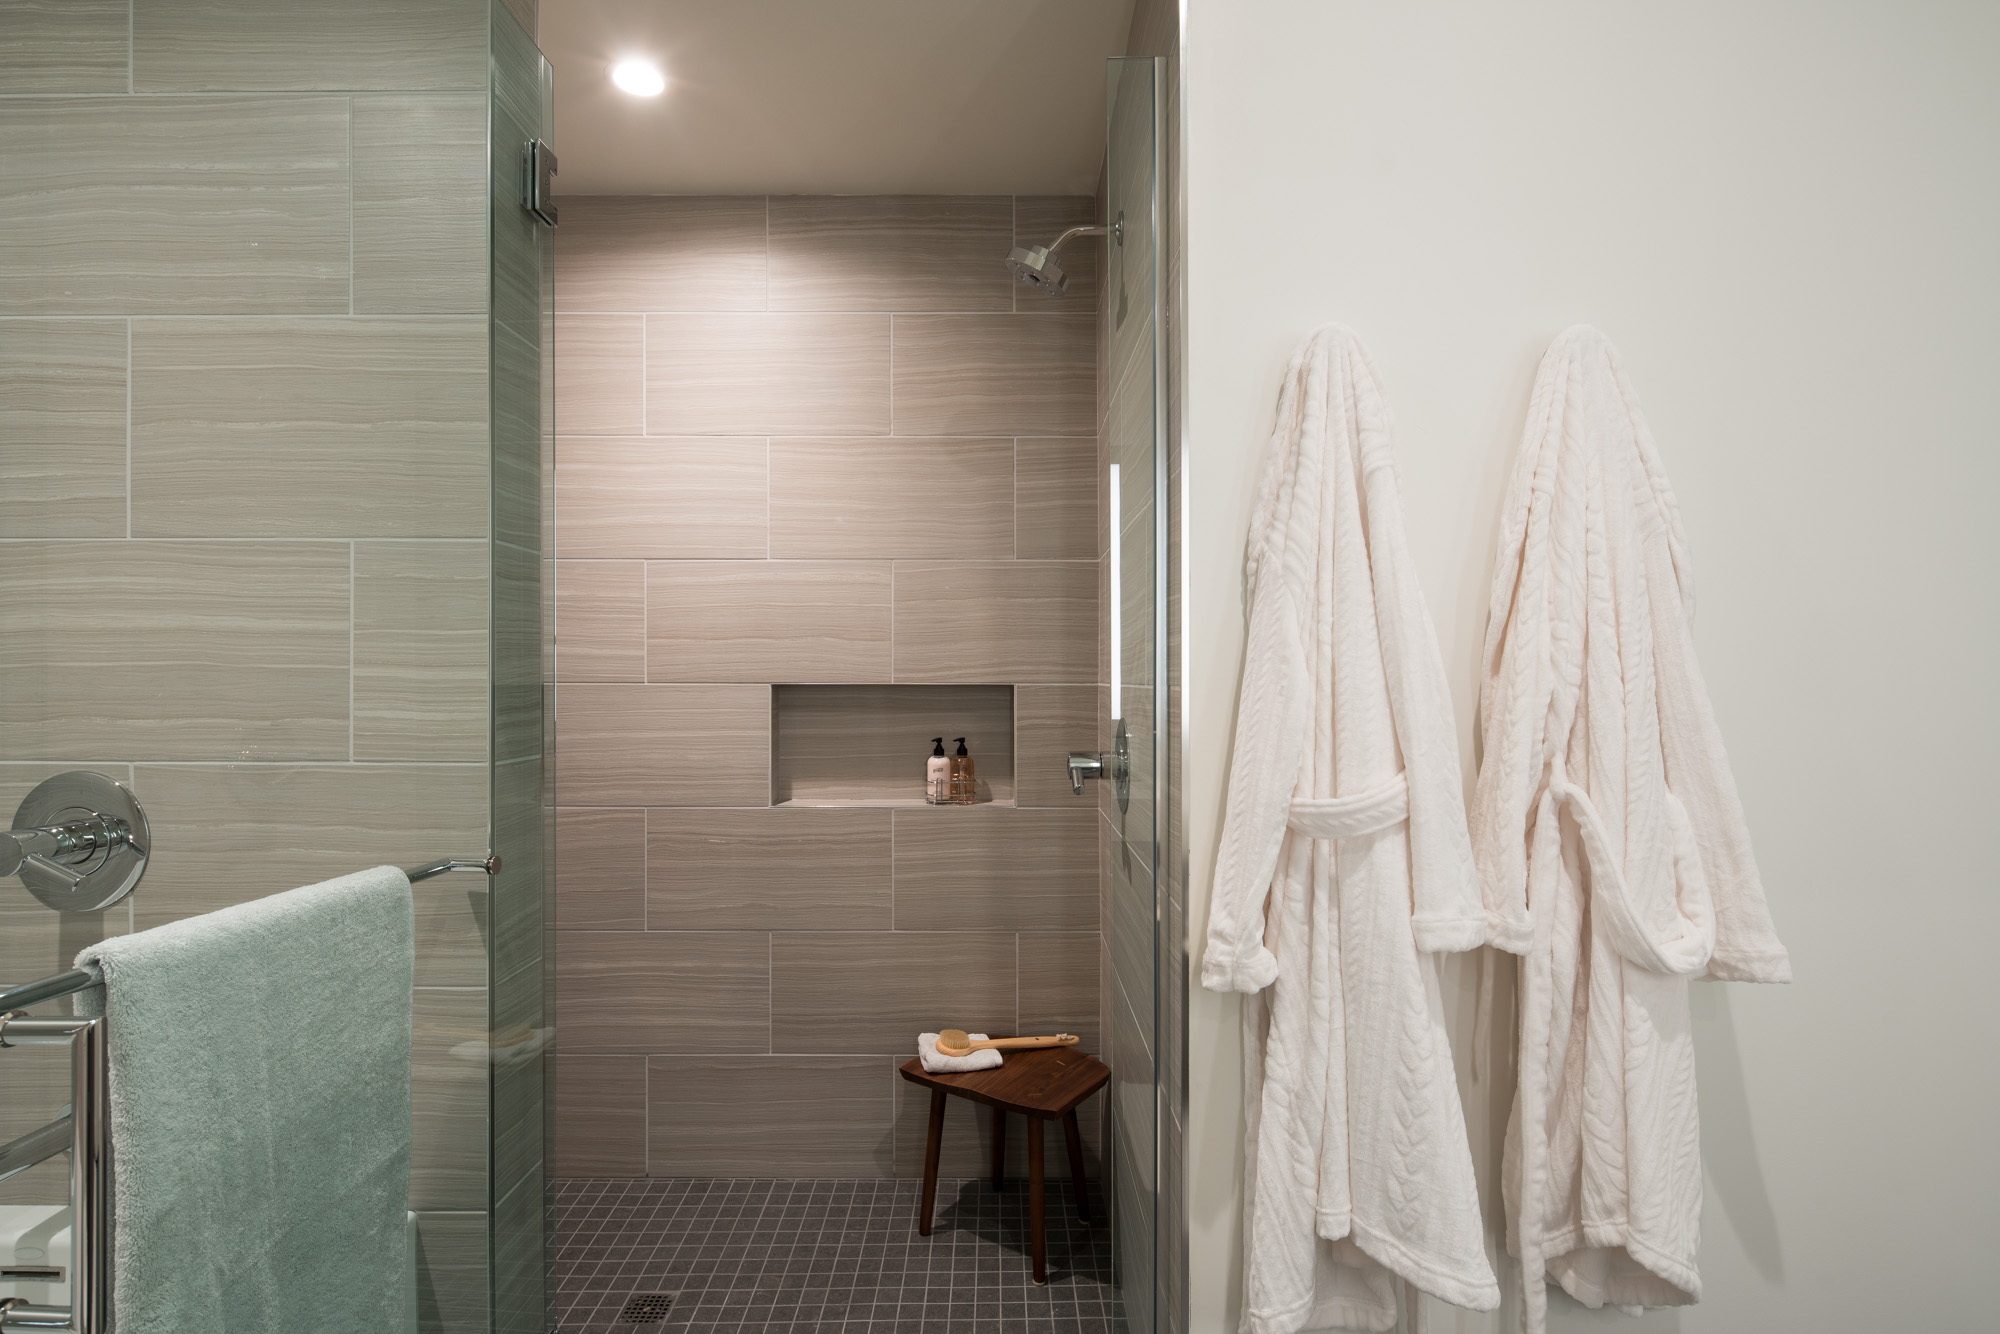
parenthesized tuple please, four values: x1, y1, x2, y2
(488, 5, 556, 1333)
(0, 3, 553, 1331)
(1104, 55, 1167, 1334)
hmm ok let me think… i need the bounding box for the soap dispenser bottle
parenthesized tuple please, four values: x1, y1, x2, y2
(926, 738, 950, 805)
(950, 738, 974, 805)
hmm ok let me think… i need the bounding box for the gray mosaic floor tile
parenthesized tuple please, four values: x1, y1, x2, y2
(554, 1176, 1127, 1333)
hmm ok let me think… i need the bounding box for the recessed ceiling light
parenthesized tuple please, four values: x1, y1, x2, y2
(610, 58, 666, 97)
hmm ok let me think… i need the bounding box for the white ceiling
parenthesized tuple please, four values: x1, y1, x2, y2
(538, 0, 1136, 196)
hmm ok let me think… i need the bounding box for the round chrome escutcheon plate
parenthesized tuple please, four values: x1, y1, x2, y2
(11, 771, 150, 913)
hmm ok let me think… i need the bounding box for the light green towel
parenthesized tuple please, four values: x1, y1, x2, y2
(75, 866, 414, 1334)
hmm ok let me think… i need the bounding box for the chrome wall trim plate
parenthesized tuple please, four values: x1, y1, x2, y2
(4, 771, 150, 914)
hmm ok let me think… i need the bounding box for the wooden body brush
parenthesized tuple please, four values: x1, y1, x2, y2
(934, 1029, 1078, 1058)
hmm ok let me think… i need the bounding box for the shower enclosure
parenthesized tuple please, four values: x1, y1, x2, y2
(0, 3, 556, 1331)
(1102, 55, 1170, 1334)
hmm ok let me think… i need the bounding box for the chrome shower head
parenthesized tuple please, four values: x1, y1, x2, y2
(1003, 220, 1117, 298)
(1005, 244, 1069, 296)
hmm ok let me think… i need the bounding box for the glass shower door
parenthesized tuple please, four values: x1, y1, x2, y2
(0, 4, 556, 1330)
(1103, 55, 1167, 1334)
(488, 6, 556, 1333)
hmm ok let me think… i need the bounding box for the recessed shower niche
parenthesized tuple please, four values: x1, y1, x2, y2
(772, 684, 1016, 806)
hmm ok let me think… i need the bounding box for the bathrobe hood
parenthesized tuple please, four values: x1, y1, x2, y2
(1203, 324, 1497, 1332)
(1473, 326, 1791, 1333)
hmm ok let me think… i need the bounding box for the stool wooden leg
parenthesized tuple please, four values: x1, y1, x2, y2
(1028, 1114, 1048, 1285)
(1062, 1108, 1091, 1222)
(919, 1089, 946, 1237)
(991, 1108, 1008, 1190)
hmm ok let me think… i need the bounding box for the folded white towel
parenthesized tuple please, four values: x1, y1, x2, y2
(917, 1032, 1003, 1073)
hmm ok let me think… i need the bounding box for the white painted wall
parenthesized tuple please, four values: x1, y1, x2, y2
(1180, 3, 1999, 1330)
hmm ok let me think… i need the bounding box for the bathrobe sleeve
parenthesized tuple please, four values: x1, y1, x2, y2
(1651, 571, 1792, 983)
(1466, 447, 1548, 957)
(1202, 344, 1323, 995)
(1200, 539, 1313, 994)
(1358, 439, 1487, 954)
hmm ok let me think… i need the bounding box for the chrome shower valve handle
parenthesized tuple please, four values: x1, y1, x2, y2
(1067, 753, 1106, 795)
(2, 772, 150, 913)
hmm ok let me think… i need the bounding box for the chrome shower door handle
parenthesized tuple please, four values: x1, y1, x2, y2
(1067, 753, 1105, 795)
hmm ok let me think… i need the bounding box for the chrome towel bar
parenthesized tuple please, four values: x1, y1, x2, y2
(405, 854, 502, 883)
(0, 854, 496, 1016)
(0, 1013, 106, 1333)
(0, 852, 494, 1332)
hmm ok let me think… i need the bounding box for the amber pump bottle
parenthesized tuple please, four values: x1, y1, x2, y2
(949, 738, 974, 805)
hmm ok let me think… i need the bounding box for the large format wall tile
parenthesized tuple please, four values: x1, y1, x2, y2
(414, 1212, 487, 1334)
(0, 319, 126, 538)
(0, 0, 128, 93)
(893, 560, 1096, 683)
(127, 763, 488, 936)
(647, 808, 892, 931)
(353, 94, 487, 315)
(557, 437, 767, 559)
(649, 1056, 893, 1176)
(645, 313, 891, 436)
(0, 542, 350, 762)
(555, 808, 646, 930)
(557, 931, 770, 1053)
(768, 196, 1012, 313)
(1018, 932, 1103, 1056)
(646, 561, 892, 683)
(132, 0, 486, 92)
(768, 438, 1013, 559)
(892, 807, 1098, 932)
(554, 1056, 646, 1176)
(770, 932, 1014, 1053)
(555, 684, 770, 806)
(555, 560, 645, 681)
(1014, 684, 1100, 807)
(353, 541, 489, 762)
(556, 198, 767, 314)
(892, 314, 1096, 436)
(1015, 438, 1099, 561)
(131, 318, 488, 538)
(554, 316, 645, 435)
(413, 986, 487, 1211)
(0, 97, 350, 315)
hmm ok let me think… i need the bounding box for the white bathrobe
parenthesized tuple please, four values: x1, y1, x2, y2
(1472, 326, 1791, 1332)
(1203, 325, 1499, 1333)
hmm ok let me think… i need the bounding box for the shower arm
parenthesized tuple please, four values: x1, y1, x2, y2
(1045, 220, 1120, 255)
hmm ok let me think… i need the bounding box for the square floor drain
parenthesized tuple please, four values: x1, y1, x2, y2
(616, 1293, 674, 1323)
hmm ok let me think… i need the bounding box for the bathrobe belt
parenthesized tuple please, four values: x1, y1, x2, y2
(1286, 772, 1409, 840)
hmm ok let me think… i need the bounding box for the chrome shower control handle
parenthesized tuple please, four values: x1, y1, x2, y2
(1067, 753, 1105, 795)
(4, 772, 150, 913)
(0, 816, 132, 880)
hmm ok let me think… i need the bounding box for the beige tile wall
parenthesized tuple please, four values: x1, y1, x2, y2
(0, 2, 495, 1261)
(554, 196, 1105, 1178)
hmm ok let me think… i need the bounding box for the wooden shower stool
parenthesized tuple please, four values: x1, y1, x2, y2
(896, 1045, 1112, 1285)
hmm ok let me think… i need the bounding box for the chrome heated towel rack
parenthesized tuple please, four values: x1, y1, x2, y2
(0, 854, 497, 1332)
